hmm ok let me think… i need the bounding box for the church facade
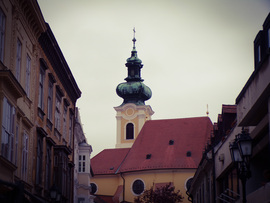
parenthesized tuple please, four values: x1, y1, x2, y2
(90, 33, 213, 203)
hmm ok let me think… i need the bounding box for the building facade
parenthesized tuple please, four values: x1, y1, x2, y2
(74, 107, 94, 203)
(188, 12, 270, 203)
(0, 0, 81, 202)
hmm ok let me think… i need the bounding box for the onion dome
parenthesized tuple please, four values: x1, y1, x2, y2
(116, 29, 152, 106)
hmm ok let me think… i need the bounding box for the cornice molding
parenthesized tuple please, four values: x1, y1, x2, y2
(38, 24, 81, 104)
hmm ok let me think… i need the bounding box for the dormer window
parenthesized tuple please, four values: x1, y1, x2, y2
(186, 151, 192, 157)
(126, 123, 134, 140)
(169, 140, 174, 145)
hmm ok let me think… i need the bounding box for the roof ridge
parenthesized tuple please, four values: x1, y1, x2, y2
(150, 116, 211, 121)
(115, 148, 131, 174)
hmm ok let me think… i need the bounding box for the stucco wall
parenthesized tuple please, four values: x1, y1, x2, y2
(92, 169, 195, 203)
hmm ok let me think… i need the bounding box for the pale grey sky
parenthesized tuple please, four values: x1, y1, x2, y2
(38, 0, 270, 157)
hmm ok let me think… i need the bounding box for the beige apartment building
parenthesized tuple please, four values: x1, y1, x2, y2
(0, 0, 81, 202)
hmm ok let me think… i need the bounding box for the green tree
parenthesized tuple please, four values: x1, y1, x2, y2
(134, 184, 184, 203)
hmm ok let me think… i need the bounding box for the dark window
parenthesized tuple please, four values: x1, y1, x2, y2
(126, 123, 134, 140)
(38, 66, 45, 110)
(186, 151, 192, 157)
(47, 77, 54, 121)
(1, 97, 15, 162)
(90, 183, 97, 194)
(36, 134, 43, 185)
(45, 143, 52, 190)
(53, 147, 70, 198)
(0, 8, 5, 62)
(132, 179, 144, 195)
(146, 154, 151, 159)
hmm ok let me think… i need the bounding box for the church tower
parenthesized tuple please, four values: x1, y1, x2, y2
(114, 30, 154, 148)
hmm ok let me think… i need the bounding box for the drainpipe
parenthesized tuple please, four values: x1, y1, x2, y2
(121, 173, 125, 202)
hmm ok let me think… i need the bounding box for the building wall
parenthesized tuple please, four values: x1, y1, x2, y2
(92, 169, 194, 203)
(115, 103, 154, 148)
(0, 0, 81, 202)
(189, 12, 270, 203)
(92, 175, 121, 196)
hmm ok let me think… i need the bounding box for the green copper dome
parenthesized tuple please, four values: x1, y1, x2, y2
(116, 81, 152, 106)
(116, 30, 152, 106)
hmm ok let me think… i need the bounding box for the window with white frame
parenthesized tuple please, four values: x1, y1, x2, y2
(90, 183, 98, 194)
(21, 131, 28, 181)
(47, 77, 53, 121)
(1, 97, 15, 162)
(132, 179, 145, 195)
(15, 39, 22, 81)
(25, 54, 31, 97)
(55, 91, 61, 131)
(63, 105, 67, 139)
(15, 125, 18, 166)
(38, 66, 45, 110)
(78, 155, 86, 173)
(0, 8, 5, 62)
(69, 112, 73, 146)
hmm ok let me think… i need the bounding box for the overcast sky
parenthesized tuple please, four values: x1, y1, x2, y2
(37, 0, 270, 157)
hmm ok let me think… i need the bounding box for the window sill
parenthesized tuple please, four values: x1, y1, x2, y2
(0, 155, 17, 172)
(38, 107, 45, 120)
(46, 118, 53, 131)
(54, 128, 62, 141)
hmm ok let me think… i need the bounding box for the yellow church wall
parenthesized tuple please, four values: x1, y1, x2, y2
(91, 175, 121, 196)
(122, 169, 195, 203)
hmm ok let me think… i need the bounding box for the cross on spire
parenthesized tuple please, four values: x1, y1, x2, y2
(132, 27, 136, 49)
(133, 27, 136, 38)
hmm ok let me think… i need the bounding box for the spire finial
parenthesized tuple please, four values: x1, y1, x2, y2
(132, 27, 136, 49)
(206, 104, 209, 116)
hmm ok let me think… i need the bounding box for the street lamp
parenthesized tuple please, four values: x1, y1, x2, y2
(229, 128, 252, 203)
(50, 184, 61, 202)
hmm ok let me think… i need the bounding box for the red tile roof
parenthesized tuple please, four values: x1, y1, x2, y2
(119, 117, 212, 172)
(91, 148, 130, 175)
(91, 117, 213, 175)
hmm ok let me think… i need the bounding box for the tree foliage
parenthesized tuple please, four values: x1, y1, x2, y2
(134, 184, 184, 203)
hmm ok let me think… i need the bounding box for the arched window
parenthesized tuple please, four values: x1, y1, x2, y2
(185, 177, 193, 190)
(126, 123, 134, 140)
